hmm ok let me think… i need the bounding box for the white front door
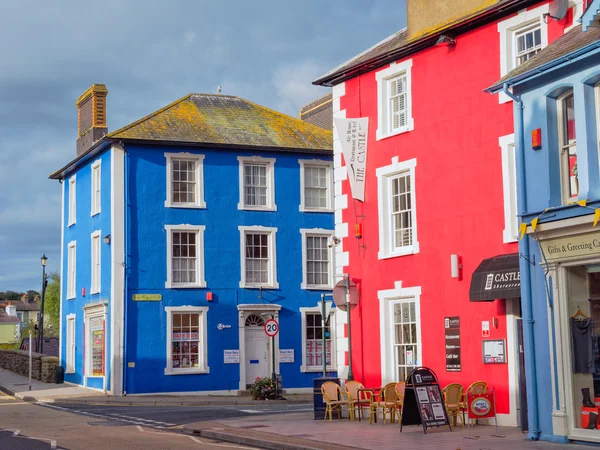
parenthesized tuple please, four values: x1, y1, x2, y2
(245, 327, 268, 385)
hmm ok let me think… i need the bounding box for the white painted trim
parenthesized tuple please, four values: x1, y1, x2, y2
(238, 225, 279, 289)
(67, 241, 77, 300)
(299, 306, 336, 372)
(91, 159, 101, 217)
(566, 0, 584, 32)
(90, 230, 101, 294)
(497, 3, 549, 103)
(59, 180, 65, 364)
(164, 224, 207, 289)
(298, 159, 334, 213)
(283, 387, 313, 394)
(164, 306, 209, 375)
(110, 144, 125, 396)
(375, 59, 414, 140)
(129, 389, 240, 396)
(83, 303, 107, 390)
(376, 157, 419, 259)
(237, 156, 276, 211)
(504, 298, 520, 427)
(66, 314, 76, 373)
(300, 228, 335, 290)
(68, 175, 76, 227)
(378, 282, 422, 385)
(499, 134, 518, 243)
(164, 152, 206, 209)
(237, 306, 280, 390)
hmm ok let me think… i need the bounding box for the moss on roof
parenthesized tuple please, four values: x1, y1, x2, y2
(108, 94, 332, 152)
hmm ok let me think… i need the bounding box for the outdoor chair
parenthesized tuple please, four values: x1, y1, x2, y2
(380, 382, 400, 424)
(344, 380, 371, 422)
(395, 382, 406, 422)
(442, 383, 466, 427)
(321, 381, 353, 421)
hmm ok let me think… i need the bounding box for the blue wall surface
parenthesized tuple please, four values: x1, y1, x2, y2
(123, 144, 334, 394)
(61, 149, 112, 390)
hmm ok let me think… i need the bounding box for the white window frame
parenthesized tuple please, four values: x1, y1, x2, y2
(164, 152, 206, 209)
(376, 59, 414, 140)
(164, 306, 209, 375)
(68, 175, 76, 226)
(299, 159, 333, 212)
(300, 228, 334, 290)
(558, 90, 578, 204)
(497, 4, 549, 103)
(91, 230, 101, 294)
(595, 82, 600, 163)
(165, 225, 206, 289)
(16, 311, 23, 322)
(499, 134, 519, 243)
(237, 156, 276, 211)
(66, 313, 76, 373)
(238, 225, 279, 289)
(378, 283, 422, 385)
(67, 241, 76, 299)
(376, 157, 419, 259)
(300, 307, 337, 372)
(91, 159, 101, 216)
(84, 305, 106, 378)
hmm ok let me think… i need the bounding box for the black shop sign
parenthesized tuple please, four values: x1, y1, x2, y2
(445, 316, 461, 372)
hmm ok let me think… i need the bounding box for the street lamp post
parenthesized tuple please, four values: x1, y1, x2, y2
(39, 255, 48, 354)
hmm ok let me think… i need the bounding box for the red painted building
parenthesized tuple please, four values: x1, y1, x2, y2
(315, 0, 580, 427)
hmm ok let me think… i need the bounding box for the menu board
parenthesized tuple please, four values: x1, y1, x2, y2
(444, 316, 461, 372)
(90, 317, 104, 376)
(415, 385, 448, 426)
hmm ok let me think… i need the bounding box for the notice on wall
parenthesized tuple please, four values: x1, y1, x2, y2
(483, 339, 506, 364)
(444, 316, 461, 372)
(334, 118, 369, 202)
(279, 349, 294, 363)
(224, 350, 239, 364)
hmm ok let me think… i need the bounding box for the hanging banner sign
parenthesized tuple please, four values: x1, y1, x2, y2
(444, 316, 461, 372)
(334, 118, 369, 202)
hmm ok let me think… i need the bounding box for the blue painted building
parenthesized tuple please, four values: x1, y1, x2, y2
(488, 7, 600, 444)
(51, 85, 337, 395)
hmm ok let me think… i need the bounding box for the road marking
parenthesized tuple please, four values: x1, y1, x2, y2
(12, 430, 19, 436)
(0, 391, 16, 400)
(109, 413, 175, 426)
(135, 425, 253, 449)
(239, 409, 264, 414)
(40, 404, 166, 428)
(1, 427, 60, 449)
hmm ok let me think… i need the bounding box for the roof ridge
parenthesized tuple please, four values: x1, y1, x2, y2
(108, 93, 193, 138)
(190, 93, 240, 98)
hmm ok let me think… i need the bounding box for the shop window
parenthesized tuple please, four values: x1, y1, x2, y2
(558, 91, 578, 203)
(300, 308, 336, 372)
(86, 312, 105, 377)
(165, 306, 209, 375)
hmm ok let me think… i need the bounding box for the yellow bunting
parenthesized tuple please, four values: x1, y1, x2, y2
(519, 222, 527, 240)
(531, 217, 539, 232)
(578, 200, 588, 207)
(594, 209, 600, 227)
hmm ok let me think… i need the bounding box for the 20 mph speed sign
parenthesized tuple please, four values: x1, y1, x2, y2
(264, 319, 279, 337)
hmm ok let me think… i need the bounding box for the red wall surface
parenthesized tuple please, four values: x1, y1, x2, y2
(337, 3, 567, 415)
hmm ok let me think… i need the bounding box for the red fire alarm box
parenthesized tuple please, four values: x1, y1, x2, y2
(532, 128, 542, 150)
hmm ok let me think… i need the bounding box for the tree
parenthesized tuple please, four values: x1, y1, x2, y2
(26, 290, 39, 300)
(44, 272, 60, 333)
(1, 291, 21, 300)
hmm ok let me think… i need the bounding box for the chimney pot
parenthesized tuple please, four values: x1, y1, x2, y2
(76, 84, 108, 156)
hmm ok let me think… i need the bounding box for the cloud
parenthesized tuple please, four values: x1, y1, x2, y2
(272, 60, 330, 116)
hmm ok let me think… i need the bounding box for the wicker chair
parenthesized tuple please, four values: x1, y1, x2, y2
(321, 381, 352, 421)
(442, 383, 466, 427)
(379, 382, 400, 424)
(344, 381, 371, 422)
(395, 382, 406, 422)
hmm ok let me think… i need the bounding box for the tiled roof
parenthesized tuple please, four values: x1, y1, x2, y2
(108, 94, 332, 153)
(489, 25, 600, 90)
(314, 0, 537, 86)
(299, 93, 333, 131)
(14, 302, 39, 311)
(0, 312, 19, 324)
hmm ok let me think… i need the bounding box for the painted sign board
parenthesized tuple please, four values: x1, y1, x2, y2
(444, 316, 461, 372)
(482, 321, 490, 338)
(467, 390, 497, 419)
(334, 117, 369, 202)
(540, 232, 600, 261)
(132, 294, 162, 301)
(224, 350, 240, 364)
(280, 349, 294, 363)
(483, 339, 506, 364)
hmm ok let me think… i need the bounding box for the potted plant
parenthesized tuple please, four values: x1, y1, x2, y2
(249, 377, 277, 400)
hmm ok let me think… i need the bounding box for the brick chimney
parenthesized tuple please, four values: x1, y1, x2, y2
(21, 294, 29, 304)
(76, 84, 108, 156)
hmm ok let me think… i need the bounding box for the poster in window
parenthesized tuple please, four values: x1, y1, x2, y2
(90, 317, 104, 376)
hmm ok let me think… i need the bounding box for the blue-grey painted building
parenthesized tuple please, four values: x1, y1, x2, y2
(488, 6, 600, 444)
(50, 85, 337, 395)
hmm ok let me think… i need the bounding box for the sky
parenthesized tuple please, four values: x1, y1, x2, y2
(0, 0, 407, 293)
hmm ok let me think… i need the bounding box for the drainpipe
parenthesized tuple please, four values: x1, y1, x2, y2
(122, 143, 129, 396)
(502, 83, 540, 440)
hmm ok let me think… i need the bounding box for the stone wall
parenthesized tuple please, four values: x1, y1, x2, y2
(0, 349, 59, 383)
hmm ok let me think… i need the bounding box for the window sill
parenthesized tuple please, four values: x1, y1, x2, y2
(301, 283, 334, 291)
(90, 289, 100, 295)
(299, 207, 334, 213)
(239, 282, 279, 290)
(67, 295, 76, 300)
(165, 281, 207, 289)
(237, 203, 277, 212)
(164, 367, 210, 375)
(91, 211, 101, 217)
(68, 222, 75, 228)
(164, 201, 206, 209)
(86, 375, 105, 378)
(301, 366, 337, 373)
(376, 122, 414, 141)
(66, 369, 75, 374)
(378, 243, 420, 260)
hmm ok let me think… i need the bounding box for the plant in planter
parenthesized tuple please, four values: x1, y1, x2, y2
(249, 377, 276, 400)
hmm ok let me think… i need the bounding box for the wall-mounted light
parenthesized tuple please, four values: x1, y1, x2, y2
(451, 254, 463, 280)
(206, 292, 213, 301)
(532, 128, 542, 150)
(103, 234, 111, 245)
(355, 223, 363, 239)
(436, 34, 456, 46)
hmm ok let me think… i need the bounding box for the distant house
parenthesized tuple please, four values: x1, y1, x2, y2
(14, 294, 40, 326)
(0, 303, 20, 344)
(299, 94, 333, 131)
(50, 85, 334, 395)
